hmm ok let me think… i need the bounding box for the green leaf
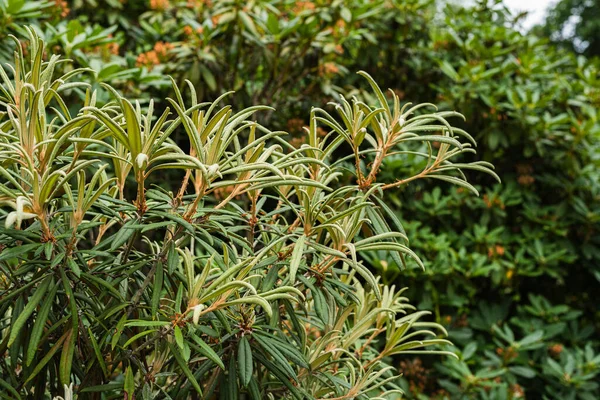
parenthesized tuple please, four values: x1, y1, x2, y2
(254, 335, 297, 380)
(8, 276, 51, 347)
(357, 71, 391, 121)
(253, 352, 302, 399)
(109, 220, 137, 251)
(112, 315, 127, 350)
(227, 356, 239, 399)
(85, 107, 130, 147)
(121, 98, 142, 156)
(151, 261, 163, 315)
(0, 378, 20, 400)
(60, 326, 76, 386)
(123, 329, 156, 349)
(190, 333, 225, 370)
(167, 243, 179, 274)
(223, 296, 273, 317)
(168, 342, 203, 395)
(200, 65, 217, 91)
(124, 366, 135, 399)
(509, 366, 536, 379)
(427, 174, 479, 196)
(81, 272, 122, 300)
(288, 235, 305, 284)
(125, 320, 170, 327)
(80, 383, 124, 393)
(239, 11, 258, 36)
(238, 336, 253, 387)
(439, 60, 460, 81)
(0, 243, 41, 262)
(25, 281, 58, 366)
(174, 326, 184, 349)
(24, 329, 69, 384)
(87, 327, 108, 378)
(247, 377, 262, 400)
(313, 288, 329, 325)
(340, 7, 352, 22)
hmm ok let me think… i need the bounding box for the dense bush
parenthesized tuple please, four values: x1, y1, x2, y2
(0, 0, 599, 399)
(0, 0, 434, 125)
(540, 0, 600, 57)
(0, 30, 496, 398)
(379, 3, 600, 398)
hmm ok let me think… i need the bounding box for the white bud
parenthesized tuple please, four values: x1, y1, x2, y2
(52, 383, 73, 400)
(16, 196, 29, 213)
(378, 121, 388, 138)
(65, 383, 74, 400)
(5, 212, 17, 229)
(206, 164, 220, 178)
(5, 197, 36, 229)
(399, 116, 406, 126)
(136, 153, 149, 169)
(192, 304, 205, 325)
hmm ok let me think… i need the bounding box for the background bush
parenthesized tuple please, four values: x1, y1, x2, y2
(0, 0, 599, 398)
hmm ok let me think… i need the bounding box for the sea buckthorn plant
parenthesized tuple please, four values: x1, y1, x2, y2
(0, 31, 497, 399)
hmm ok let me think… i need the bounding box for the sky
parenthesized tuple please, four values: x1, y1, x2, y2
(503, 0, 557, 29)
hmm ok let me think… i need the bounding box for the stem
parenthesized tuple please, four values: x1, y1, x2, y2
(135, 171, 146, 215)
(381, 158, 440, 191)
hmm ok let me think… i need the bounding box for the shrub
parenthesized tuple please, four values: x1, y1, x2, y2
(0, 31, 494, 399)
(368, 2, 600, 398)
(1, 1, 599, 398)
(0, 0, 435, 127)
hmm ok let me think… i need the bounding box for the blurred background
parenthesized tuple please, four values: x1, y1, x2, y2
(1, 0, 598, 398)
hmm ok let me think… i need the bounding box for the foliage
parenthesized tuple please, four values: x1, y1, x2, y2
(539, 0, 600, 57)
(0, 0, 598, 399)
(0, 30, 494, 398)
(366, 1, 600, 399)
(0, 0, 436, 127)
(0, 0, 55, 61)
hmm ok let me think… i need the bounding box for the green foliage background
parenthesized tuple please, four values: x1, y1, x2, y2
(539, 0, 600, 57)
(0, 0, 599, 398)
